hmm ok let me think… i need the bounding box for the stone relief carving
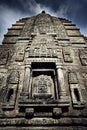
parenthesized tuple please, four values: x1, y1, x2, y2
(53, 17, 68, 38)
(32, 75, 54, 99)
(26, 47, 58, 58)
(7, 71, 19, 84)
(68, 71, 78, 84)
(81, 72, 87, 81)
(34, 14, 54, 34)
(79, 49, 87, 66)
(68, 71, 85, 108)
(15, 46, 25, 62)
(63, 48, 73, 63)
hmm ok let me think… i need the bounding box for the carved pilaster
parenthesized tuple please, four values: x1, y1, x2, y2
(20, 64, 31, 98)
(56, 65, 69, 105)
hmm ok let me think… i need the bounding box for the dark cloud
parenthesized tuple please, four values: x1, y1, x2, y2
(0, 0, 87, 44)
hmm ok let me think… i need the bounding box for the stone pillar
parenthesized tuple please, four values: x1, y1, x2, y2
(56, 65, 69, 106)
(21, 64, 31, 98)
(56, 65, 66, 98)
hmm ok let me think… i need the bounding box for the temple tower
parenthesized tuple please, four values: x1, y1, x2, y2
(0, 11, 87, 129)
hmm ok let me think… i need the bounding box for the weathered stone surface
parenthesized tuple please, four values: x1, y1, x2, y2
(0, 11, 87, 129)
(32, 75, 54, 99)
(63, 47, 73, 63)
(7, 71, 19, 84)
(68, 71, 78, 84)
(79, 48, 87, 66)
(0, 48, 9, 65)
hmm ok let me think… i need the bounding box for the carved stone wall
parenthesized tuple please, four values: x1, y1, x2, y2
(79, 48, 87, 66)
(0, 11, 87, 129)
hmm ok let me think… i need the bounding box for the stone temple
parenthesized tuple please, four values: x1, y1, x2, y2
(0, 11, 87, 130)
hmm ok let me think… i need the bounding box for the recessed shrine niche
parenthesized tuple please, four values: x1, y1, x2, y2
(19, 62, 69, 118)
(31, 62, 55, 100)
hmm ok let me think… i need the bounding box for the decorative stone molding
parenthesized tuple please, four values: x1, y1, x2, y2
(15, 46, 25, 62)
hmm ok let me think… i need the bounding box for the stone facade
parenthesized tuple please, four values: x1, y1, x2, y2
(0, 11, 87, 129)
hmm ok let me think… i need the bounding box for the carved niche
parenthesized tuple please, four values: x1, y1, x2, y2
(7, 71, 19, 84)
(2, 71, 19, 110)
(63, 48, 73, 63)
(32, 75, 54, 99)
(79, 48, 87, 66)
(68, 71, 85, 108)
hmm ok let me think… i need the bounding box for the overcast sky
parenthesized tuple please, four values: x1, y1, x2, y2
(0, 0, 87, 44)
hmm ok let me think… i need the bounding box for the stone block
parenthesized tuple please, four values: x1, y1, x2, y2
(25, 108, 34, 119)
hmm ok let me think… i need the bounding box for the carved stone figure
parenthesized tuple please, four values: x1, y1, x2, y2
(32, 75, 54, 99)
